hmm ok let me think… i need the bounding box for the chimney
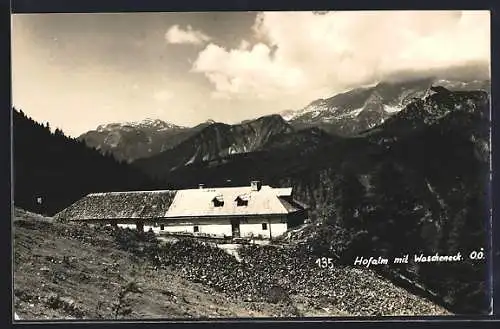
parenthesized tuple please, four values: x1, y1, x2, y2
(251, 180, 262, 191)
(198, 184, 205, 189)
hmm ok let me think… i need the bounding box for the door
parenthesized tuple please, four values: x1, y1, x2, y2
(136, 221, 144, 232)
(231, 219, 240, 238)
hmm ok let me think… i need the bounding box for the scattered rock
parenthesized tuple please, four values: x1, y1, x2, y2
(109, 229, 448, 316)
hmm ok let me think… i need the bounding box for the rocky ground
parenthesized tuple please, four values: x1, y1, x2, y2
(13, 208, 450, 320)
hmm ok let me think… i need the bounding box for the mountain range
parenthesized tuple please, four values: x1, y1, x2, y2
(80, 119, 214, 162)
(79, 77, 490, 164)
(282, 77, 490, 135)
(132, 114, 293, 174)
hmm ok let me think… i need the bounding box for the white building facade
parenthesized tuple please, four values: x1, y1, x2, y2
(56, 181, 308, 240)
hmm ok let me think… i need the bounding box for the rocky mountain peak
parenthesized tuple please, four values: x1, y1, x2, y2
(95, 118, 184, 133)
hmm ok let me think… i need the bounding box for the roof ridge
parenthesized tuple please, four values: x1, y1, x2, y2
(184, 185, 273, 191)
(58, 185, 303, 222)
(88, 190, 175, 196)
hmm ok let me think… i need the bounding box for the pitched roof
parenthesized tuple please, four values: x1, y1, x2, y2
(277, 197, 303, 213)
(56, 185, 307, 221)
(55, 190, 177, 221)
(273, 187, 293, 196)
(165, 185, 301, 218)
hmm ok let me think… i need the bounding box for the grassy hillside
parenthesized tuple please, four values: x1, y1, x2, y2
(14, 208, 449, 319)
(13, 209, 298, 319)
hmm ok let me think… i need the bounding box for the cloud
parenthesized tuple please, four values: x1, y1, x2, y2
(165, 25, 211, 45)
(192, 11, 490, 101)
(192, 43, 303, 99)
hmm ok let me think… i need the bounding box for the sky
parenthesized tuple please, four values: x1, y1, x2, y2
(12, 11, 491, 137)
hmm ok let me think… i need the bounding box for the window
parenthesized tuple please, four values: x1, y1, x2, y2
(160, 224, 164, 231)
(212, 196, 224, 207)
(262, 223, 268, 230)
(194, 225, 199, 233)
(237, 199, 248, 206)
(235, 195, 249, 206)
(236, 197, 248, 206)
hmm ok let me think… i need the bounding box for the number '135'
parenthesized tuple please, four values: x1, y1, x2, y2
(315, 257, 333, 269)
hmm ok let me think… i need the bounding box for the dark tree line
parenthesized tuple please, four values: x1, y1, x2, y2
(286, 107, 490, 314)
(13, 108, 165, 216)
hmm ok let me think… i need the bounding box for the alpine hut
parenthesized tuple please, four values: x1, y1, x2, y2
(55, 181, 309, 240)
